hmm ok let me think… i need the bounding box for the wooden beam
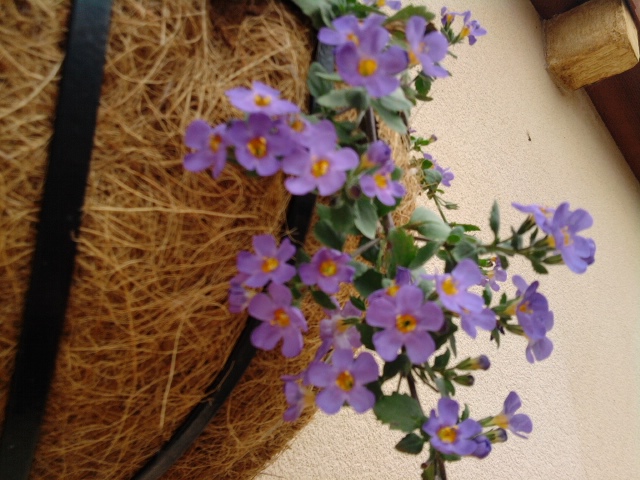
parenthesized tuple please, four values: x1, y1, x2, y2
(545, 0, 640, 90)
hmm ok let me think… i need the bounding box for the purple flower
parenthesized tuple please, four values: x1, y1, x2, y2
(460, 307, 496, 339)
(318, 14, 386, 47)
(490, 391, 533, 439)
(283, 121, 358, 196)
(482, 256, 507, 291)
(423, 397, 483, 456)
(282, 375, 315, 421)
(426, 154, 455, 187)
(512, 202, 555, 233)
(276, 113, 313, 147)
(441, 9, 486, 45)
(369, 267, 413, 302)
(363, 0, 402, 10)
(320, 300, 362, 352)
(548, 202, 595, 274)
(471, 435, 492, 459)
(228, 273, 255, 313)
(428, 259, 485, 314)
(183, 120, 228, 178)
(456, 355, 491, 371)
(360, 140, 392, 170)
(299, 247, 355, 294)
(511, 275, 554, 363)
(359, 165, 406, 206)
(335, 20, 408, 98)
(307, 349, 379, 414)
(236, 234, 296, 288)
(248, 283, 308, 357)
(366, 284, 444, 364)
(405, 16, 449, 78)
(226, 113, 290, 176)
(225, 81, 299, 116)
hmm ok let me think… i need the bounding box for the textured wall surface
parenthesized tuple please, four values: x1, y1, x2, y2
(258, 0, 640, 478)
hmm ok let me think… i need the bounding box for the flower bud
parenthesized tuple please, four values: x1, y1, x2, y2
(456, 355, 491, 371)
(485, 428, 508, 444)
(452, 374, 474, 386)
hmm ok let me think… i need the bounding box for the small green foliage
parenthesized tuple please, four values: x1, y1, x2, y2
(314, 219, 345, 250)
(307, 62, 333, 98)
(396, 433, 425, 455)
(408, 207, 452, 242)
(354, 268, 384, 298)
(311, 289, 336, 309)
(490, 200, 500, 238)
(354, 197, 379, 239)
(374, 393, 427, 433)
(372, 100, 408, 133)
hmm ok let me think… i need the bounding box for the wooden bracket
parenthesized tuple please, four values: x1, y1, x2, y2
(545, 0, 640, 89)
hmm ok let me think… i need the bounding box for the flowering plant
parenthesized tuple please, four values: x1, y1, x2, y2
(183, 1, 595, 478)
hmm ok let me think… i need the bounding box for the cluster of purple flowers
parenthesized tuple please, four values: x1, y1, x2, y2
(514, 202, 596, 274)
(319, 12, 451, 98)
(441, 8, 487, 45)
(184, 82, 363, 198)
(423, 391, 530, 458)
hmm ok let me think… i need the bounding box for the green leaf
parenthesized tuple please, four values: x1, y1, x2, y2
(531, 261, 549, 274)
(354, 197, 379, 239)
(395, 433, 425, 455)
(452, 223, 481, 232)
(314, 220, 345, 250)
(382, 355, 409, 380)
(415, 74, 433, 97)
(452, 239, 478, 261)
(409, 242, 440, 270)
(350, 296, 366, 311)
(446, 225, 465, 244)
(543, 254, 564, 265)
(460, 403, 470, 421)
(373, 393, 426, 433)
(354, 268, 384, 298)
(422, 462, 436, 480)
(311, 289, 337, 310)
(289, 0, 338, 28)
(314, 71, 343, 82)
(490, 201, 500, 238)
(408, 207, 451, 242)
(371, 100, 407, 133)
(317, 88, 369, 110)
(359, 236, 381, 264)
(498, 254, 509, 269)
(379, 88, 413, 112)
(388, 228, 418, 269)
(307, 62, 333, 98)
(384, 5, 435, 25)
(433, 349, 450, 370)
(356, 322, 375, 350)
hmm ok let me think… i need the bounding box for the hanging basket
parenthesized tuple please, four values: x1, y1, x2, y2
(0, 1, 417, 478)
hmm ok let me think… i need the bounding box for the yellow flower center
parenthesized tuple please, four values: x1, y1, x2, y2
(446, 13, 455, 24)
(461, 26, 470, 38)
(438, 426, 458, 444)
(547, 236, 556, 249)
(272, 308, 290, 327)
(396, 313, 417, 333)
(347, 33, 360, 46)
(376, 0, 385, 6)
(358, 58, 378, 77)
(320, 259, 337, 277)
(290, 116, 306, 132)
(518, 301, 532, 315)
(337, 319, 349, 333)
(374, 173, 388, 189)
(312, 158, 330, 177)
(442, 277, 458, 296)
(336, 371, 355, 391)
(254, 94, 272, 107)
(561, 226, 572, 246)
(492, 413, 509, 429)
(408, 50, 419, 66)
(261, 257, 279, 273)
(505, 302, 517, 317)
(247, 137, 268, 158)
(360, 153, 375, 169)
(387, 284, 400, 297)
(209, 134, 223, 152)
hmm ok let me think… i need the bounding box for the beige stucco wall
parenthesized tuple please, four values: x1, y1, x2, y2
(259, 1, 640, 478)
